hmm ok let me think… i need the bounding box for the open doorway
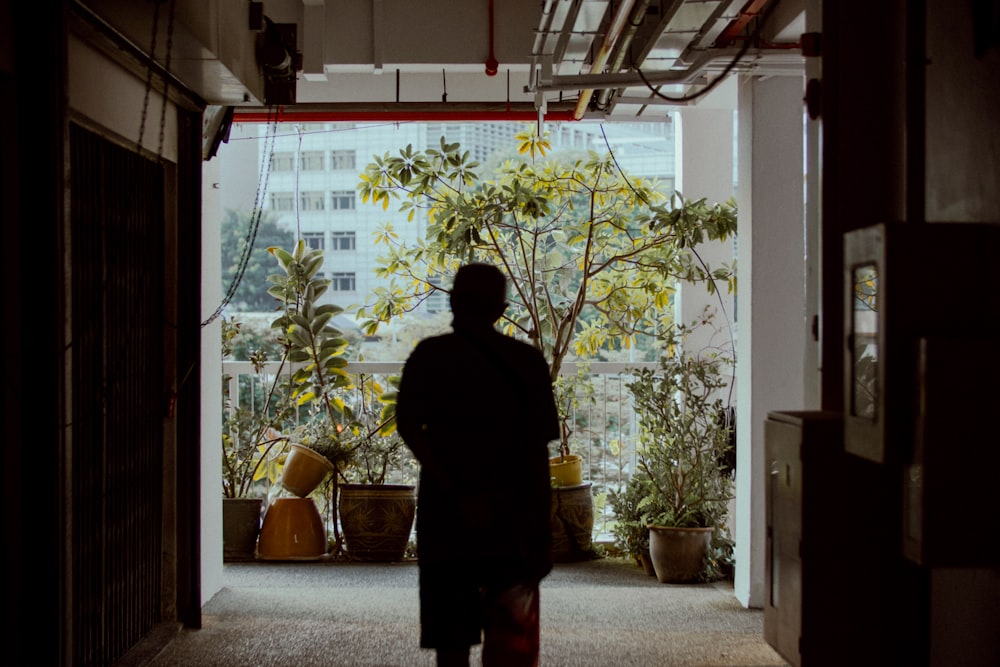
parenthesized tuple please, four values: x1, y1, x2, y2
(201, 116, 741, 600)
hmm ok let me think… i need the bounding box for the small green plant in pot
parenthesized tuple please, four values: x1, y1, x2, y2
(608, 472, 655, 573)
(626, 308, 735, 583)
(220, 316, 298, 560)
(221, 317, 296, 500)
(335, 373, 415, 486)
(254, 240, 364, 559)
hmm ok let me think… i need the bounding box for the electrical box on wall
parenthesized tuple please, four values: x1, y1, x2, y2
(842, 222, 1000, 465)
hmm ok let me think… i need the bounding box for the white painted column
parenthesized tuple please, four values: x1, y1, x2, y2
(675, 86, 737, 354)
(735, 73, 808, 608)
(200, 154, 225, 604)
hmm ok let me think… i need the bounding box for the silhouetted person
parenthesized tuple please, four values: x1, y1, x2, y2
(396, 263, 560, 667)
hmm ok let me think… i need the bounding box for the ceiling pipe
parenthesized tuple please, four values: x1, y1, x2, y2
(551, 0, 587, 71)
(595, 0, 652, 110)
(530, 47, 801, 92)
(232, 105, 580, 123)
(530, 0, 559, 73)
(485, 0, 499, 76)
(714, 0, 770, 49)
(573, 0, 638, 120)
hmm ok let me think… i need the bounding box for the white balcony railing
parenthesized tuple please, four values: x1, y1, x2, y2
(222, 360, 658, 543)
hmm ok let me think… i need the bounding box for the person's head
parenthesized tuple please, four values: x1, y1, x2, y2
(449, 263, 507, 325)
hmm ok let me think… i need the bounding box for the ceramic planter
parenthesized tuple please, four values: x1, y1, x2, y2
(549, 454, 583, 487)
(222, 497, 263, 561)
(280, 443, 334, 497)
(338, 484, 416, 561)
(647, 525, 713, 583)
(550, 482, 594, 562)
(257, 497, 328, 560)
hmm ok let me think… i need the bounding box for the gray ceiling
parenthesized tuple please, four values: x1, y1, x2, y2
(277, 0, 806, 120)
(80, 0, 807, 122)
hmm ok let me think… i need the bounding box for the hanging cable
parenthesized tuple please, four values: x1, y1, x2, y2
(202, 109, 280, 326)
(634, 0, 781, 104)
(295, 124, 303, 239)
(598, 123, 737, 406)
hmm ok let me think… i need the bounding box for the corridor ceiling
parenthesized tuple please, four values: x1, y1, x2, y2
(80, 0, 807, 122)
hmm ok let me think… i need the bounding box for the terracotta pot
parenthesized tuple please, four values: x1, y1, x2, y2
(550, 482, 594, 562)
(222, 497, 263, 561)
(647, 525, 713, 583)
(279, 443, 334, 497)
(338, 484, 416, 561)
(549, 454, 583, 487)
(257, 497, 328, 560)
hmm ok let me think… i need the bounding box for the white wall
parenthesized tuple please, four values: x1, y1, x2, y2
(735, 73, 809, 608)
(68, 35, 177, 161)
(200, 155, 225, 604)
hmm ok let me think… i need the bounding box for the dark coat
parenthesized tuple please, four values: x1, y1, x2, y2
(396, 322, 560, 588)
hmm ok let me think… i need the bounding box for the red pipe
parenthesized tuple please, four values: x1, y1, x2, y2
(485, 0, 499, 76)
(233, 109, 579, 123)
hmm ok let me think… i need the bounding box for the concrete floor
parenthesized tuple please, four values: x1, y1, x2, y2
(138, 557, 791, 667)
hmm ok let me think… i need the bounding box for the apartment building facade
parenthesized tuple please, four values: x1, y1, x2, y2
(223, 120, 677, 318)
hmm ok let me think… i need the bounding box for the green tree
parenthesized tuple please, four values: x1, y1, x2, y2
(356, 131, 737, 456)
(220, 208, 294, 312)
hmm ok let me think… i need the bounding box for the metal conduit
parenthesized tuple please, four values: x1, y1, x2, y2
(573, 0, 638, 120)
(595, 0, 653, 110)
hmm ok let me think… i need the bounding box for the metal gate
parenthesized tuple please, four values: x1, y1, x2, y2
(70, 124, 165, 667)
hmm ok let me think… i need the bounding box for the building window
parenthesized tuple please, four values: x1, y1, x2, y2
(299, 151, 324, 171)
(331, 190, 355, 210)
(330, 150, 356, 170)
(330, 231, 356, 250)
(303, 232, 325, 250)
(270, 192, 294, 211)
(330, 272, 356, 291)
(270, 152, 294, 171)
(300, 191, 325, 211)
(426, 276, 446, 314)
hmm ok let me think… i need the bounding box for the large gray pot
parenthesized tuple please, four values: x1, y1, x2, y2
(222, 497, 263, 561)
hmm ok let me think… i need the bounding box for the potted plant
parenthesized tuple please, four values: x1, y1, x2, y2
(356, 131, 737, 559)
(356, 131, 735, 464)
(249, 240, 419, 561)
(334, 373, 419, 562)
(252, 240, 361, 559)
(626, 308, 735, 583)
(220, 316, 295, 560)
(608, 472, 656, 575)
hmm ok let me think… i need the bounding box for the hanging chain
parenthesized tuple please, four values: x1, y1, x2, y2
(137, 0, 176, 158)
(132, 0, 278, 327)
(202, 111, 281, 327)
(156, 0, 177, 158)
(136, 0, 161, 153)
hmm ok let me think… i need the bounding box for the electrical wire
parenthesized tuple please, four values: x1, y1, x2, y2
(598, 123, 737, 406)
(633, 0, 781, 104)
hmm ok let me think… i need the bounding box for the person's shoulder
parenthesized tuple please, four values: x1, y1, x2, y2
(494, 332, 546, 360)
